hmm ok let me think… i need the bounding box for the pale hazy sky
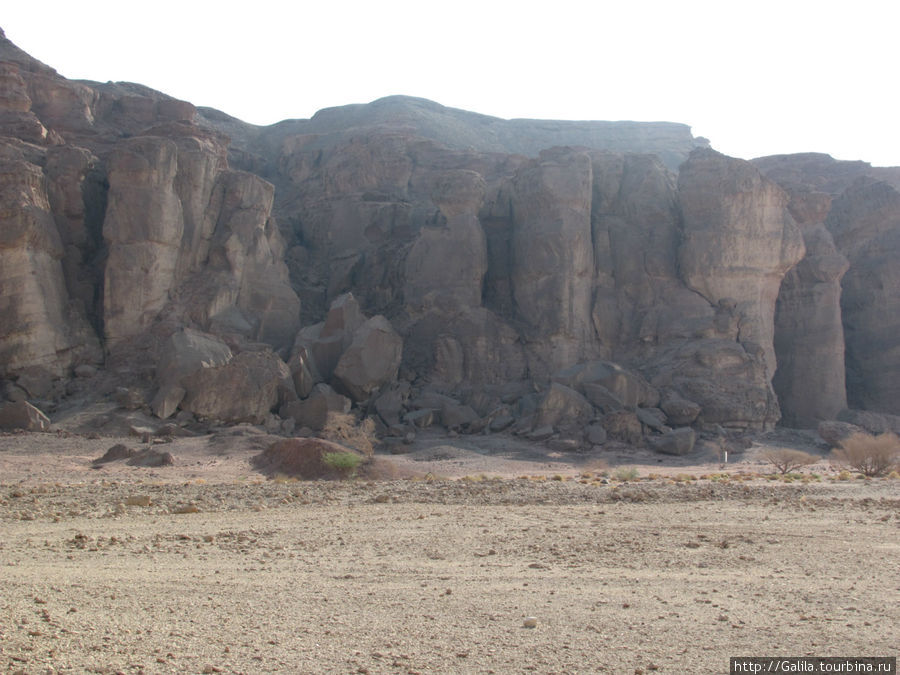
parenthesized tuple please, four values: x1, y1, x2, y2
(4, 0, 898, 166)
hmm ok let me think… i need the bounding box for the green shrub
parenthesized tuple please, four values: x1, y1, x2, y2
(322, 451, 363, 478)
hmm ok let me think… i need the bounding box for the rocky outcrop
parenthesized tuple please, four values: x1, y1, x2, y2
(758, 154, 900, 422)
(102, 137, 186, 343)
(103, 132, 299, 350)
(404, 170, 487, 312)
(0, 141, 100, 380)
(0, 400, 51, 431)
(772, 223, 849, 427)
(509, 148, 596, 374)
(678, 150, 805, 377)
(3, 30, 900, 443)
(825, 180, 900, 415)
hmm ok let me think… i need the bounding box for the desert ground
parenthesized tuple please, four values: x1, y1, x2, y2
(1, 425, 898, 674)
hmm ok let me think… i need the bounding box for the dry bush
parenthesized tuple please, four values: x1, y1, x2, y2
(613, 466, 639, 481)
(320, 412, 376, 456)
(761, 448, 818, 475)
(831, 431, 900, 477)
(581, 459, 610, 477)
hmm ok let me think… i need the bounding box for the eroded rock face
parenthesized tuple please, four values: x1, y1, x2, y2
(826, 179, 900, 414)
(589, 152, 712, 353)
(509, 148, 596, 374)
(404, 170, 487, 312)
(678, 149, 806, 377)
(0, 142, 99, 379)
(3, 29, 900, 436)
(772, 223, 849, 427)
(103, 137, 185, 343)
(103, 133, 299, 351)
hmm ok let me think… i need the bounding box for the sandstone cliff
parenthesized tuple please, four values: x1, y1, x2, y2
(2, 27, 899, 444)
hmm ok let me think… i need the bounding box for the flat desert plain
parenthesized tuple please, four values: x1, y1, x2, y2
(1, 429, 898, 674)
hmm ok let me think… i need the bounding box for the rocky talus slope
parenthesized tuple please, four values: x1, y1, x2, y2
(3, 26, 900, 451)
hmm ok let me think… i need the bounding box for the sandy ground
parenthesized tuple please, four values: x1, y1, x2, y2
(1, 426, 898, 674)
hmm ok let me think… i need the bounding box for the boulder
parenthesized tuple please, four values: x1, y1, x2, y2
(402, 307, 527, 388)
(534, 383, 594, 430)
(0, 400, 51, 431)
(440, 401, 480, 431)
(528, 426, 555, 442)
(553, 361, 658, 409)
(127, 449, 175, 467)
(644, 339, 775, 430)
(373, 383, 409, 427)
(280, 383, 351, 431)
(156, 328, 233, 388)
(404, 409, 434, 429)
(835, 408, 900, 435)
(287, 347, 316, 399)
(409, 391, 459, 411)
(659, 391, 701, 426)
(92, 443, 137, 465)
(333, 315, 403, 401)
(581, 383, 624, 413)
(817, 420, 864, 448)
(300, 293, 366, 381)
(584, 424, 608, 446)
(636, 407, 669, 433)
(601, 410, 643, 445)
(489, 414, 515, 432)
(150, 385, 185, 420)
(180, 350, 293, 424)
(647, 427, 696, 456)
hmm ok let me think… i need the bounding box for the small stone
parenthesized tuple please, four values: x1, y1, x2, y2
(523, 616, 538, 628)
(125, 495, 151, 507)
(172, 505, 200, 514)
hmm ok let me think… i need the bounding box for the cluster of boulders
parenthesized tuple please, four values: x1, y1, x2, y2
(370, 358, 701, 456)
(140, 293, 400, 432)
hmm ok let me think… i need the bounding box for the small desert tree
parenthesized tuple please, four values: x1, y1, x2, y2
(761, 448, 818, 475)
(831, 432, 900, 477)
